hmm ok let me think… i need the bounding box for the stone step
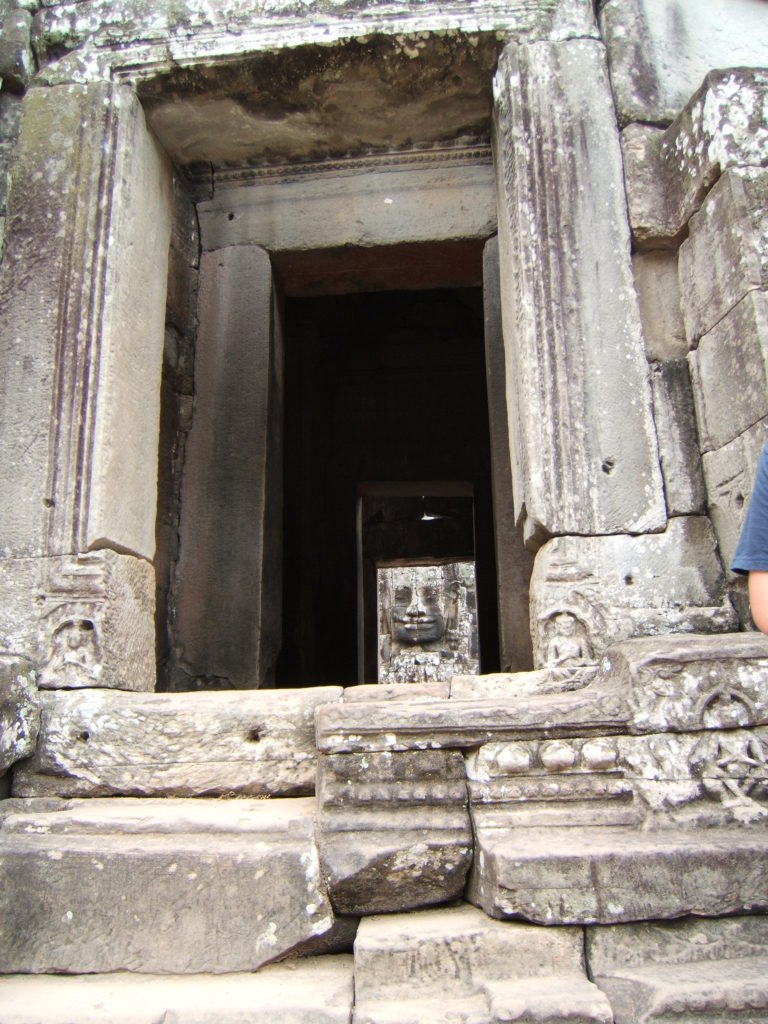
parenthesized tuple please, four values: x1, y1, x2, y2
(0, 957, 354, 1023)
(587, 916, 768, 1023)
(0, 796, 343, 974)
(352, 903, 612, 1024)
(469, 823, 768, 925)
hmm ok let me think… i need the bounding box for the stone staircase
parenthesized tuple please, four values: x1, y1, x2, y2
(3, 633, 768, 1021)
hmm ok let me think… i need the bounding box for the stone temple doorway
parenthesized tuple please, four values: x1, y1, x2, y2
(276, 286, 500, 687)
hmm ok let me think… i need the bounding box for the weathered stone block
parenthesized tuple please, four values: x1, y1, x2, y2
(680, 167, 768, 345)
(451, 666, 597, 700)
(0, 797, 335, 973)
(354, 904, 612, 1024)
(174, 244, 283, 688)
(649, 359, 706, 516)
(0, 957, 355, 1024)
(529, 517, 736, 670)
(588, 916, 768, 1023)
(623, 69, 768, 247)
(494, 38, 665, 541)
(0, 655, 38, 774)
(0, 551, 155, 691)
(600, 0, 768, 125)
(0, 5, 32, 92)
(702, 417, 768, 572)
(689, 291, 768, 454)
(468, 823, 768, 925)
(316, 749, 472, 915)
(12, 685, 341, 797)
(633, 250, 688, 361)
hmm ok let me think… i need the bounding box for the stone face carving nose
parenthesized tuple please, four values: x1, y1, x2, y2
(406, 588, 426, 618)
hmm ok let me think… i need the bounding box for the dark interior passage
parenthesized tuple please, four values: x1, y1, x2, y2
(277, 287, 499, 686)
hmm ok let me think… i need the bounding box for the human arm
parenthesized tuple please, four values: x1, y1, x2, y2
(748, 571, 768, 635)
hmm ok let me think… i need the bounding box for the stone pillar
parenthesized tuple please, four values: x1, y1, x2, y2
(492, 38, 666, 545)
(174, 245, 283, 688)
(0, 83, 172, 690)
(482, 236, 534, 671)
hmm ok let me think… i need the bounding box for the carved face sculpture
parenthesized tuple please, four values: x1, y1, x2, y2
(390, 566, 446, 645)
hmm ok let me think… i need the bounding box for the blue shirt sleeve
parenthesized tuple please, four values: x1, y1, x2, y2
(732, 439, 768, 574)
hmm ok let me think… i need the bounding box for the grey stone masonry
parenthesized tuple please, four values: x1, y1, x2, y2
(649, 360, 707, 517)
(623, 69, 768, 248)
(679, 168, 768, 346)
(12, 686, 342, 798)
(0, 655, 38, 775)
(493, 38, 665, 543)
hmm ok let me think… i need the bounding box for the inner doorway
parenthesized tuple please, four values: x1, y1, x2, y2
(277, 286, 499, 687)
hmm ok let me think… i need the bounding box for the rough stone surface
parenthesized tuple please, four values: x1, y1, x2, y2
(0, 551, 155, 691)
(587, 915, 768, 1023)
(0, 958, 355, 1024)
(680, 166, 768, 346)
(483, 234, 534, 671)
(451, 666, 597, 700)
(31, 1, 598, 87)
(632, 250, 687, 362)
(12, 686, 341, 798)
(174, 244, 283, 688)
(649, 359, 707, 516)
(529, 517, 736, 669)
(0, 797, 335, 973)
(0, 5, 32, 93)
(316, 749, 472, 915)
(623, 69, 768, 247)
(494, 38, 665, 543)
(689, 291, 768, 454)
(354, 904, 612, 1024)
(0, 655, 38, 775)
(703, 416, 768, 574)
(600, 0, 768, 126)
(469, 824, 768, 925)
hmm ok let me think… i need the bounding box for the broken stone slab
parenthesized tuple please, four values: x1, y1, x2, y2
(0, 655, 38, 775)
(0, 551, 155, 691)
(493, 38, 666, 542)
(702, 416, 768, 574)
(689, 291, 768, 454)
(0, 956, 355, 1024)
(316, 749, 472, 915)
(649, 359, 706, 517)
(632, 250, 688, 362)
(468, 823, 768, 925)
(0, 796, 336, 973)
(12, 685, 342, 798)
(317, 633, 768, 754)
(587, 916, 768, 1023)
(600, 0, 768, 126)
(679, 167, 768, 345)
(530, 517, 736, 670)
(354, 903, 612, 1024)
(623, 69, 768, 248)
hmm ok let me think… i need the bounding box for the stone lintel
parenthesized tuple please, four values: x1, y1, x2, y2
(493, 37, 665, 540)
(33, 2, 598, 86)
(198, 153, 496, 254)
(12, 686, 342, 798)
(623, 69, 768, 248)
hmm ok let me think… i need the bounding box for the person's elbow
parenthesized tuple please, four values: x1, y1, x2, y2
(748, 571, 768, 635)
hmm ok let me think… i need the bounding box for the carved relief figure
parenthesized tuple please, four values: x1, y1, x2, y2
(545, 611, 593, 668)
(39, 618, 102, 688)
(378, 563, 479, 684)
